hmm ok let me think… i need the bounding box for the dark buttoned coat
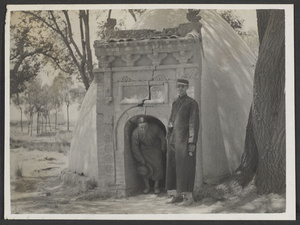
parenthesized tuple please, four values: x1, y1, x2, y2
(166, 94, 200, 193)
(131, 123, 166, 180)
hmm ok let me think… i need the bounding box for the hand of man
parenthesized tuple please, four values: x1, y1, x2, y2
(168, 122, 173, 133)
(188, 144, 196, 156)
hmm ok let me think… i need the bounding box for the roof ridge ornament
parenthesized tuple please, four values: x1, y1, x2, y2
(186, 9, 202, 24)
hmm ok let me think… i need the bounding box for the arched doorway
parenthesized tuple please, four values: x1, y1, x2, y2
(124, 114, 167, 196)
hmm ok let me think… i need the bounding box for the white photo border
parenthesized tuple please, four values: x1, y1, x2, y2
(4, 3, 295, 220)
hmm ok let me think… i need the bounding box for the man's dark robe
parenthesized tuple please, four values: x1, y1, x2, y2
(166, 94, 200, 193)
(131, 123, 166, 180)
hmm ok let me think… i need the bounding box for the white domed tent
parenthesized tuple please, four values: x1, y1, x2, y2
(68, 9, 256, 195)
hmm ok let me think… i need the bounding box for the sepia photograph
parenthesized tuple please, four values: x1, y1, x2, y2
(4, 4, 295, 220)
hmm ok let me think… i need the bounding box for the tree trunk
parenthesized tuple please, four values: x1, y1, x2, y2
(257, 10, 271, 47)
(41, 114, 44, 133)
(55, 110, 57, 131)
(81, 10, 94, 82)
(67, 104, 69, 131)
(30, 114, 33, 136)
(37, 112, 40, 134)
(27, 116, 30, 135)
(20, 108, 23, 132)
(48, 115, 52, 131)
(45, 115, 48, 133)
(252, 9, 285, 194)
(231, 107, 259, 186)
(79, 12, 88, 88)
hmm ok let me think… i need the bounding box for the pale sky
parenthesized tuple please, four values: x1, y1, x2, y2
(236, 10, 257, 31)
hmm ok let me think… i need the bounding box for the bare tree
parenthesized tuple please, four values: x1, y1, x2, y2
(10, 12, 58, 96)
(49, 84, 63, 131)
(52, 73, 73, 131)
(11, 93, 25, 132)
(23, 79, 43, 136)
(23, 10, 94, 90)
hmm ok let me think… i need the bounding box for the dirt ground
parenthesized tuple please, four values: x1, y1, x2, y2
(8, 124, 286, 215)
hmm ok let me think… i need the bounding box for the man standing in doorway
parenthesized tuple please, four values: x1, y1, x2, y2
(166, 79, 200, 206)
(132, 117, 166, 194)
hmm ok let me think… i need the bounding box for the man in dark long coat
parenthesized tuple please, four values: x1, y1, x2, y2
(132, 117, 166, 194)
(166, 79, 199, 206)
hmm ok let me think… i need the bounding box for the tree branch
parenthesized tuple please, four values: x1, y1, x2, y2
(41, 52, 72, 74)
(82, 10, 94, 81)
(63, 11, 84, 61)
(11, 45, 50, 75)
(22, 11, 59, 33)
(128, 9, 137, 22)
(23, 10, 81, 74)
(63, 10, 93, 85)
(48, 11, 82, 72)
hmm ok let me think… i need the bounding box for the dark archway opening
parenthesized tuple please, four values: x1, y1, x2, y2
(124, 114, 167, 196)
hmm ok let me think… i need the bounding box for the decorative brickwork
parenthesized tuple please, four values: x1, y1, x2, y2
(153, 74, 168, 81)
(147, 52, 167, 66)
(119, 76, 132, 82)
(103, 114, 115, 185)
(101, 22, 197, 40)
(95, 72, 104, 83)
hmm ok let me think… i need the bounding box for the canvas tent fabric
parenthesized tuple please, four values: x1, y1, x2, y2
(132, 9, 255, 178)
(69, 82, 98, 178)
(69, 9, 256, 183)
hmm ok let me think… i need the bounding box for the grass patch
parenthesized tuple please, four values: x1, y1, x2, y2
(13, 179, 39, 192)
(44, 157, 56, 161)
(10, 138, 70, 153)
(86, 179, 98, 190)
(38, 132, 57, 137)
(15, 165, 23, 178)
(77, 191, 111, 201)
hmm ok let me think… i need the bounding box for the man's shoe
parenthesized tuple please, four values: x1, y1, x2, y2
(179, 195, 194, 206)
(154, 187, 160, 194)
(143, 187, 150, 194)
(166, 195, 183, 204)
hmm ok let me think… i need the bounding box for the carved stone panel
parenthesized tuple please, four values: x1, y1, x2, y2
(119, 82, 149, 104)
(184, 67, 200, 79)
(123, 86, 149, 100)
(150, 85, 164, 100)
(173, 50, 194, 64)
(113, 70, 153, 83)
(153, 69, 176, 81)
(119, 81, 168, 104)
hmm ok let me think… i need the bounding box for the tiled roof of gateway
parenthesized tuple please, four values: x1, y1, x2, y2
(102, 22, 201, 44)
